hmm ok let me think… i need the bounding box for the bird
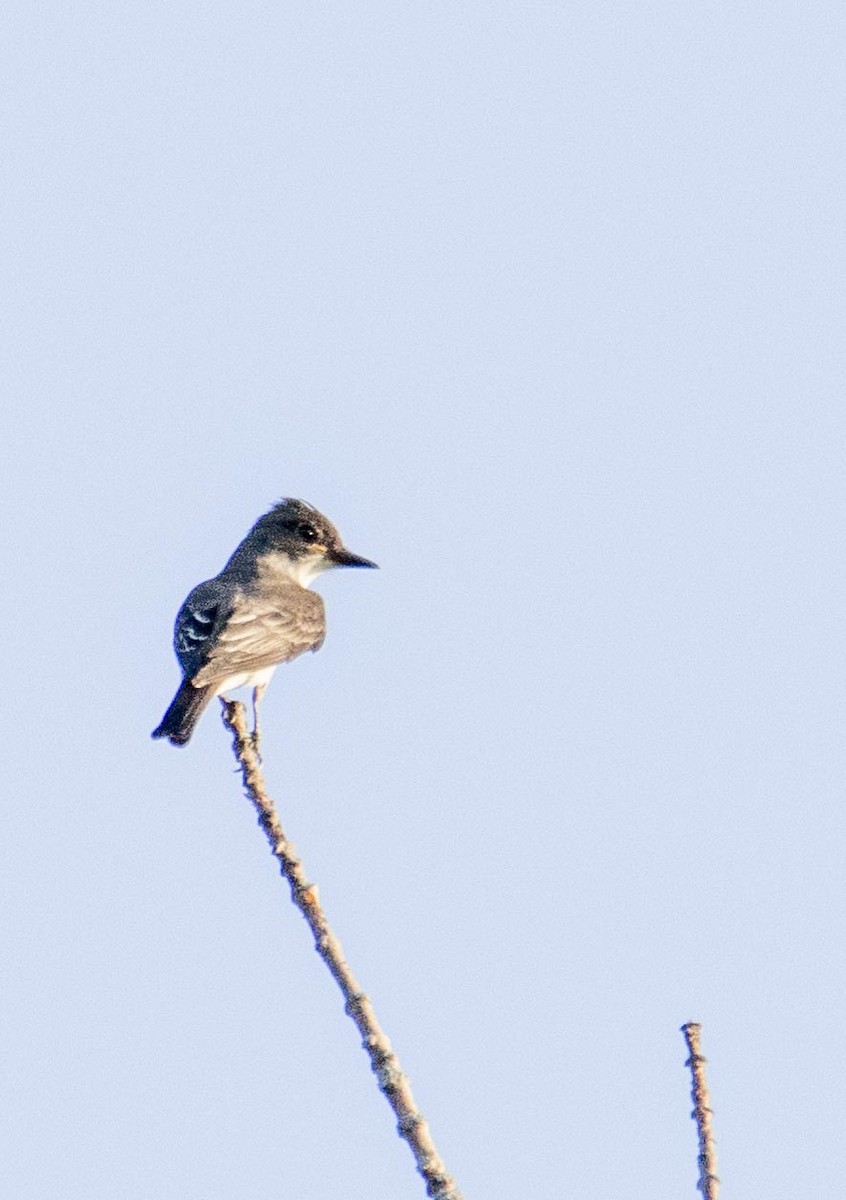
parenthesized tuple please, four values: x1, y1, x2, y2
(152, 498, 377, 749)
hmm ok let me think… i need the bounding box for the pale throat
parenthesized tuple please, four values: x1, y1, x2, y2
(257, 551, 330, 589)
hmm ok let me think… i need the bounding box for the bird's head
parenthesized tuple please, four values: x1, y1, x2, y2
(252, 498, 378, 585)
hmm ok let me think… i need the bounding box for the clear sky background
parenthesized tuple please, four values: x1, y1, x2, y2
(1, 3, 843, 1197)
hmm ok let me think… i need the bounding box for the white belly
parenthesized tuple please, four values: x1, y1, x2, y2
(212, 665, 278, 697)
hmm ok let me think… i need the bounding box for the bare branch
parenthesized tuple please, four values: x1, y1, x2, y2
(681, 1022, 720, 1200)
(221, 698, 464, 1200)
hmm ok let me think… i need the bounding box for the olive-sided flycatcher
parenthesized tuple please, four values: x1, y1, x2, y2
(152, 498, 377, 747)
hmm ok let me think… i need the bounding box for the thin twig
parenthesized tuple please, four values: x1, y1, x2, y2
(681, 1022, 720, 1200)
(220, 698, 464, 1200)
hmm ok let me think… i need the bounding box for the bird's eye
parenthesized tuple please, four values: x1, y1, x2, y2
(297, 523, 319, 542)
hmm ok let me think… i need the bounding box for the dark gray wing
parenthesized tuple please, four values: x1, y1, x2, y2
(173, 578, 237, 680)
(192, 582, 326, 688)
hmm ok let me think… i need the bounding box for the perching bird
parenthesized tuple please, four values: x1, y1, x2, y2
(152, 498, 377, 748)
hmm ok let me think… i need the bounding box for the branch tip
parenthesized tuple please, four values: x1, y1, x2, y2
(681, 1022, 719, 1200)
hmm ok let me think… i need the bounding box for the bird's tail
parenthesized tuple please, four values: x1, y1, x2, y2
(151, 680, 214, 747)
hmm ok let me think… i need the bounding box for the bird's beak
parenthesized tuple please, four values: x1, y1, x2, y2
(328, 546, 379, 569)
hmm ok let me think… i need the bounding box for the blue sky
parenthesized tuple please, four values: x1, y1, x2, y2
(2, 3, 843, 1197)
